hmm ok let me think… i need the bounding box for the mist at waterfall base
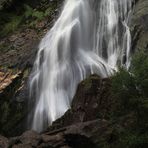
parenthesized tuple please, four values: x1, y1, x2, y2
(29, 0, 133, 132)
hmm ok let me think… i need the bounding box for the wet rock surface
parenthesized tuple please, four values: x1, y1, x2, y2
(1, 119, 112, 148)
(0, 75, 117, 148)
(49, 75, 111, 131)
(131, 0, 148, 52)
(0, 135, 8, 148)
(0, 75, 113, 148)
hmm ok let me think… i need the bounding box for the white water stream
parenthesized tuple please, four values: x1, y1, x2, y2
(30, 0, 133, 131)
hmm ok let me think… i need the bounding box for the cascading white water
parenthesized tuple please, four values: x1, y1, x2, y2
(95, 0, 132, 69)
(30, 0, 133, 132)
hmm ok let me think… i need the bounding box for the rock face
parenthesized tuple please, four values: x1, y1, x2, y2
(0, 0, 64, 137)
(131, 0, 148, 52)
(49, 75, 111, 131)
(0, 120, 111, 148)
(0, 75, 115, 148)
(0, 135, 8, 148)
(0, 18, 41, 136)
(0, 2, 40, 135)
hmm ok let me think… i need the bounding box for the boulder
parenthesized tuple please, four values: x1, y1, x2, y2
(0, 135, 8, 148)
(6, 119, 112, 148)
(19, 131, 41, 147)
(49, 75, 111, 131)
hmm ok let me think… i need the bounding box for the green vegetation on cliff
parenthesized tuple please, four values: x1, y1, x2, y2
(0, 0, 60, 37)
(109, 50, 148, 148)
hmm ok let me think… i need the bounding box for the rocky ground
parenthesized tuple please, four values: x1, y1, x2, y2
(0, 0, 148, 147)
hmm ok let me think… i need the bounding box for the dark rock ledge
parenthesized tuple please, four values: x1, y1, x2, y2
(0, 75, 115, 148)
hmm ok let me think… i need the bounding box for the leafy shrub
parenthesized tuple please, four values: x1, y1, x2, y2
(24, 4, 33, 18)
(0, 3, 55, 36)
(24, 4, 44, 21)
(111, 50, 148, 147)
(45, 7, 53, 16)
(1, 15, 23, 36)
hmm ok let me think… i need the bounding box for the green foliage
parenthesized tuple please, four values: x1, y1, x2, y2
(45, 7, 53, 16)
(0, 15, 22, 36)
(112, 51, 148, 112)
(111, 68, 138, 116)
(0, 2, 56, 37)
(23, 4, 56, 28)
(32, 11, 44, 20)
(131, 51, 148, 97)
(24, 4, 44, 21)
(24, 4, 33, 18)
(114, 131, 148, 148)
(110, 50, 148, 147)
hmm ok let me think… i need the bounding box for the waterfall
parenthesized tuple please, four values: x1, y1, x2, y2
(95, 0, 133, 69)
(29, 0, 133, 132)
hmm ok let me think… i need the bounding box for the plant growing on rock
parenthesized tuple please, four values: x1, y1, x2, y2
(110, 50, 148, 147)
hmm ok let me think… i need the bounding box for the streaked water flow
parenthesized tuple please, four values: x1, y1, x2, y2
(30, 0, 133, 131)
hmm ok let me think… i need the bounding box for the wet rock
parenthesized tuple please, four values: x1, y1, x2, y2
(0, 72, 139, 147)
(0, 68, 28, 137)
(20, 130, 41, 147)
(0, 74, 113, 148)
(0, 135, 8, 148)
(131, 0, 148, 52)
(0, 70, 22, 94)
(7, 119, 111, 148)
(49, 75, 111, 130)
(40, 134, 65, 148)
(9, 136, 22, 147)
(41, 134, 63, 143)
(12, 144, 32, 148)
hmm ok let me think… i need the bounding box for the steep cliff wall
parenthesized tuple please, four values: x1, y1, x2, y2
(131, 0, 148, 52)
(0, 0, 64, 137)
(0, 0, 148, 147)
